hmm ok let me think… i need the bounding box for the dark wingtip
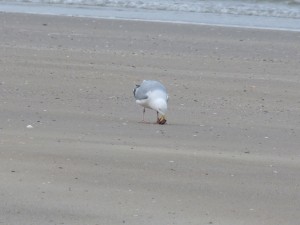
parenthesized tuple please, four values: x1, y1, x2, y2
(133, 84, 140, 96)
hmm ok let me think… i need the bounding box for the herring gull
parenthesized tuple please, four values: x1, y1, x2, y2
(133, 80, 168, 124)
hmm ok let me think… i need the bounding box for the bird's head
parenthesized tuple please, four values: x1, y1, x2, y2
(153, 98, 167, 125)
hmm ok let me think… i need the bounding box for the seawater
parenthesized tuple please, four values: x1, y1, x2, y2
(0, 0, 300, 31)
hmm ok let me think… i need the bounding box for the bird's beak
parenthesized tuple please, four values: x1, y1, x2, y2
(157, 115, 167, 125)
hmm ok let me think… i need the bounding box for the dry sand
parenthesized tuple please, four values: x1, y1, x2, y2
(1, 12, 300, 225)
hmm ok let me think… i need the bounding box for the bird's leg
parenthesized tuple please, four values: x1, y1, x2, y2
(142, 108, 146, 122)
(156, 111, 159, 123)
(139, 108, 150, 123)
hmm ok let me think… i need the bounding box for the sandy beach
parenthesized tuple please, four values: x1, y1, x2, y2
(1, 12, 300, 225)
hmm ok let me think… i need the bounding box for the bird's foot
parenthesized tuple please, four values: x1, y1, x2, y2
(138, 120, 152, 124)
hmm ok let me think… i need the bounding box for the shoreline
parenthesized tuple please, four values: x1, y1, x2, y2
(1, 2, 300, 32)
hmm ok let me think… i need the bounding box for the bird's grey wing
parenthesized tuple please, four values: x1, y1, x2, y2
(134, 80, 167, 100)
(141, 80, 167, 93)
(133, 84, 149, 100)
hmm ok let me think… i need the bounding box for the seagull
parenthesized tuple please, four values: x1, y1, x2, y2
(133, 80, 168, 124)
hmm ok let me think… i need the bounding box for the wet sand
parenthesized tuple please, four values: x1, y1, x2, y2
(1, 12, 300, 225)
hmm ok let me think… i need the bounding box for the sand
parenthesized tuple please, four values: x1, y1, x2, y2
(1, 12, 300, 225)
